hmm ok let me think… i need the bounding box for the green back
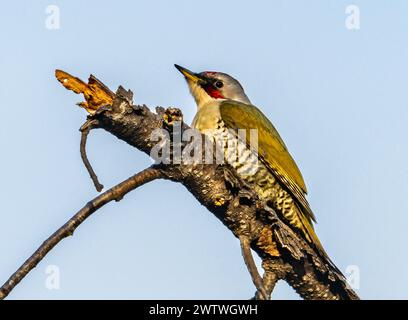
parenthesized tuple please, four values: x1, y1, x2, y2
(219, 100, 316, 223)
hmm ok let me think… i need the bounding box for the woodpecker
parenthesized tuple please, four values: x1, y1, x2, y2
(175, 64, 322, 245)
(174, 64, 355, 299)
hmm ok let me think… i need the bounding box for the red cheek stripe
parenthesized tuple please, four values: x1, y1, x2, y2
(204, 85, 225, 99)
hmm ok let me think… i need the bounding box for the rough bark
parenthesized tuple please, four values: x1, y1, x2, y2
(84, 84, 359, 300)
(0, 73, 359, 300)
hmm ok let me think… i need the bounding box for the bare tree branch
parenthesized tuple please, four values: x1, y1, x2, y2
(239, 235, 268, 300)
(0, 166, 163, 300)
(0, 71, 359, 300)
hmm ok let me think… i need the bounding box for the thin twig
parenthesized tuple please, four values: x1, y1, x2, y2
(80, 120, 104, 192)
(0, 166, 163, 300)
(251, 272, 279, 300)
(239, 236, 268, 300)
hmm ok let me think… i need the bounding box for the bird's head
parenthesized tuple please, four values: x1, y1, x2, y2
(175, 64, 251, 108)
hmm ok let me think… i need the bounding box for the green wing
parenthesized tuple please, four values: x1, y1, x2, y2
(219, 100, 316, 225)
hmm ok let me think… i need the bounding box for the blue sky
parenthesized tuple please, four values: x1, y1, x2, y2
(0, 0, 407, 299)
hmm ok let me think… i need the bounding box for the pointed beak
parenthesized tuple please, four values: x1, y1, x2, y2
(174, 64, 206, 84)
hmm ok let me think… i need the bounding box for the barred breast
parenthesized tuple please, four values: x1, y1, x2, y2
(202, 118, 308, 240)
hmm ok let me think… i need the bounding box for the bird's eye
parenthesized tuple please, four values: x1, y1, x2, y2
(214, 81, 223, 89)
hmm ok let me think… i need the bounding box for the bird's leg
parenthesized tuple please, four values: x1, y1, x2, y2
(239, 235, 268, 300)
